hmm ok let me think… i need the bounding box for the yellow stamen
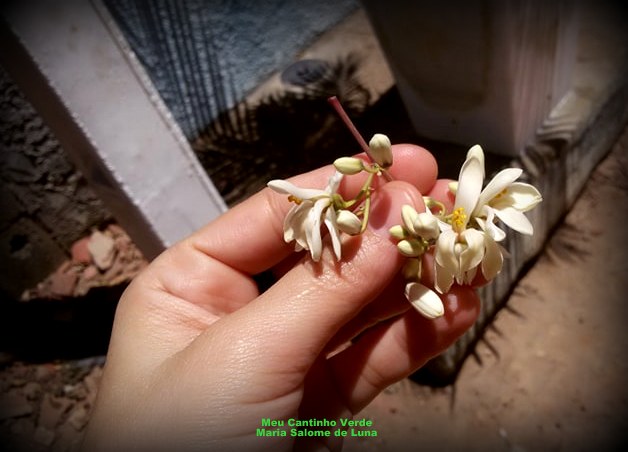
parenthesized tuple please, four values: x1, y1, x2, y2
(452, 207, 467, 233)
(288, 195, 302, 205)
(493, 188, 508, 200)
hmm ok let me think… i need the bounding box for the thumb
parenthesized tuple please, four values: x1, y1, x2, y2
(220, 181, 424, 371)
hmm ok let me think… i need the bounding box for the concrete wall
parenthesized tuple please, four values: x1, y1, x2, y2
(0, 0, 358, 299)
(0, 65, 110, 299)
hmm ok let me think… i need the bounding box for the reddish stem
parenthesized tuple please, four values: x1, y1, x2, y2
(328, 96, 370, 155)
(328, 96, 393, 181)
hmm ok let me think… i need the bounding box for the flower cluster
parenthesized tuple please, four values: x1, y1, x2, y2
(390, 145, 542, 318)
(267, 98, 542, 320)
(267, 133, 393, 262)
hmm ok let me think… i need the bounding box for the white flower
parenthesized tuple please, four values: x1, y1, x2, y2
(434, 145, 542, 292)
(435, 223, 488, 293)
(434, 148, 486, 293)
(268, 172, 344, 262)
(405, 282, 445, 319)
(472, 167, 542, 237)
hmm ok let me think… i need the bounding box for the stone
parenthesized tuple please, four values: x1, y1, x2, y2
(38, 394, 74, 430)
(71, 236, 92, 264)
(9, 418, 35, 437)
(22, 381, 42, 400)
(83, 366, 103, 407)
(34, 363, 56, 381)
(0, 218, 67, 299)
(67, 403, 91, 431)
(87, 230, 116, 271)
(0, 187, 22, 232)
(82, 265, 99, 281)
(38, 395, 60, 430)
(49, 263, 79, 298)
(0, 392, 33, 420)
(33, 426, 55, 446)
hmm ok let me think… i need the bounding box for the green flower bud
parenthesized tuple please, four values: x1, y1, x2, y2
(405, 282, 444, 319)
(388, 224, 407, 240)
(413, 212, 440, 240)
(368, 133, 393, 168)
(402, 258, 422, 281)
(336, 210, 362, 235)
(401, 205, 419, 234)
(397, 239, 425, 257)
(333, 157, 364, 175)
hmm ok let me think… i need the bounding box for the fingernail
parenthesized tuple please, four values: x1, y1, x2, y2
(368, 182, 424, 236)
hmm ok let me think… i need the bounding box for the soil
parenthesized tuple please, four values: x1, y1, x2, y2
(344, 126, 628, 451)
(0, 129, 626, 451)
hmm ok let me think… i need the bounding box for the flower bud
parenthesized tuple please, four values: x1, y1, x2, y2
(333, 157, 364, 175)
(336, 210, 362, 235)
(401, 205, 419, 234)
(388, 224, 407, 240)
(368, 133, 393, 168)
(397, 239, 425, 257)
(402, 258, 421, 280)
(405, 282, 444, 319)
(413, 212, 440, 240)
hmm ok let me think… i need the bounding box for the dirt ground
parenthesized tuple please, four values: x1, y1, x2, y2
(343, 127, 628, 451)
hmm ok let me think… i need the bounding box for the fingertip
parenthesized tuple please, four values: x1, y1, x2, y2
(427, 179, 456, 212)
(368, 180, 425, 236)
(389, 144, 438, 194)
(409, 284, 480, 360)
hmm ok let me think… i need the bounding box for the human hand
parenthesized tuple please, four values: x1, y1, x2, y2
(83, 144, 480, 451)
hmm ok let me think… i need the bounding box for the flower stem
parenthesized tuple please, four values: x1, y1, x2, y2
(328, 96, 370, 154)
(328, 96, 394, 182)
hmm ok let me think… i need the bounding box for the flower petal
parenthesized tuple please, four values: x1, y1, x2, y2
(405, 282, 445, 318)
(435, 230, 458, 271)
(494, 207, 534, 235)
(482, 234, 504, 281)
(454, 150, 484, 220)
(267, 179, 326, 200)
(307, 198, 329, 261)
(492, 182, 542, 212)
(475, 168, 522, 213)
(466, 144, 485, 177)
(434, 261, 455, 294)
(459, 229, 485, 273)
(284, 202, 310, 248)
(324, 208, 342, 260)
(325, 171, 344, 194)
(463, 266, 477, 285)
(476, 207, 507, 241)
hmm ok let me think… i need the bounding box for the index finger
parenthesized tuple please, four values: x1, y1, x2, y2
(186, 143, 438, 276)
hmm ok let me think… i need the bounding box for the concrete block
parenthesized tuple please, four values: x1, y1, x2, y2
(362, 0, 580, 156)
